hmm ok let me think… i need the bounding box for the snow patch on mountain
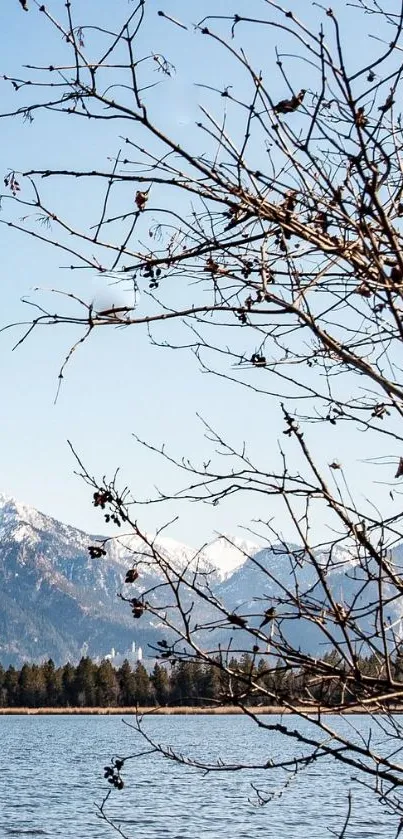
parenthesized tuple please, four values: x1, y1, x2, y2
(106, 533, 206, 573)
(0, 492, 89, 548)
(107, 531, 262, 580)
(0, 492, 360, 584)
(200, 534, 262, 580)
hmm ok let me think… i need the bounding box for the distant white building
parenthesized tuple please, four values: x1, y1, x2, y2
(104, 641, 143, 668)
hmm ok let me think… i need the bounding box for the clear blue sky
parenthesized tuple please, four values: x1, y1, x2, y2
(0, 1, 395, 547)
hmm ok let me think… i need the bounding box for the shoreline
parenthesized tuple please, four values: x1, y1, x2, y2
(0, 704, 401, 715)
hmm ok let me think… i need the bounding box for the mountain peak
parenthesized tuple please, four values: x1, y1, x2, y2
(201, 534, 261, 580)
(0, 492, 17, 508)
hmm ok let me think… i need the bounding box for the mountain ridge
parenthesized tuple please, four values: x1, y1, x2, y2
(0, 493, 263, 665)
(0, 493, 401, 667)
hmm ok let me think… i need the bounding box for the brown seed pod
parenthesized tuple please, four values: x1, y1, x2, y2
(125, 568, 139, 584)
(274, 89, 306, 114)
(135, 190, 149, 210)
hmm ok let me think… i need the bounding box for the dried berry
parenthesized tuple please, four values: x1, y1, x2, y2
(93, 490, 112, 509)
(135, 190, 149, 210)
(125, 568, 139, 584)
(274, 89, 306, 114)
(130, 598, 145, 619)
(88, 545, 107, 559)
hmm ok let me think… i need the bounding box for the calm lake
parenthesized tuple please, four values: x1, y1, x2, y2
(1, 714, 400, 838)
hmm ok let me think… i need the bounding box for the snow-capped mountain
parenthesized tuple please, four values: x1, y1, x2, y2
(107, 531, 261, 580)
(0, 492, 401, 667)
(0, 494, 261, 665)
(0, 493, 258, 577)
(200, 535, 262, 580)
(0, 493, 154, 666)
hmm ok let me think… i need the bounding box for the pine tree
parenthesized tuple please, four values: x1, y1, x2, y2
(73, 657, 97, 707)
(170, 660, 205, 706)
(4, 666, 18, 707)
(199, 662, 222, 706)
(151, 663, 170, 706)
(42, 659, 62, 707)
(117, 659, 138, 706)
(134, 662, 151, 705)
(61, 662, 75, 707)
(18, 663, 46, 707)
(96, 659, 119, 706)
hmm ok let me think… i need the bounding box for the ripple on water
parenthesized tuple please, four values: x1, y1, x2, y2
(1, 714, 400, 839)
(4, 831, 48, 836)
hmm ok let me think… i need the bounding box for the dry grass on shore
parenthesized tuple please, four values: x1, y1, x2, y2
(0, 704, 397, 715)
(0, 705, 292, 716)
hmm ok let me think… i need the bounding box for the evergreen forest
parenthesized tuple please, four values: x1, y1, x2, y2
(0, 652, 395, 709)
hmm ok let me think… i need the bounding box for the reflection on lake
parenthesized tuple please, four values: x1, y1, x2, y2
(1, 713, 399, 838)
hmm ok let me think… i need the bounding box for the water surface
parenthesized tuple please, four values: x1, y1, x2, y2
(0, 714, 399, 838)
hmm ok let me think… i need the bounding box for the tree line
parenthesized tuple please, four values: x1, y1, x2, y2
(0, 651, 391, 709)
